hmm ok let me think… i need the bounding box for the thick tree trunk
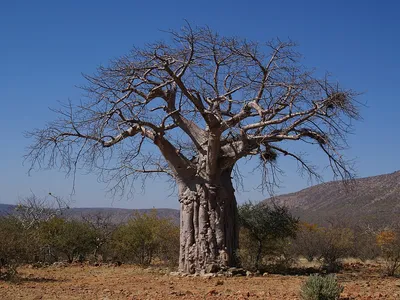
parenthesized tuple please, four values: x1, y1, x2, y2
(178, 169, 238, 274)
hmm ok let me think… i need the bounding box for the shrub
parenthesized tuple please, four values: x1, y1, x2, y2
(156, 218, 180, 267)
(319, 227, 354, 272)
(237, 228, 260, 271)
(263, 238, 296, 274)
(111, 210, 179, 266)
(37, 217, 97, 263)
(291, 224, 354, 272)
(81, 213, 117, 262)
(293, 223, 381, 265)
(238, 202, 298, 271)
(300, 274, 343, 300)
(350, 226, 380, 261)
(1, 206, 180, 269)
(0, 264, 18, 282)
(293, 222, 321, 262)
(0, 216, 41, 281)
(0, 216, 39, 266)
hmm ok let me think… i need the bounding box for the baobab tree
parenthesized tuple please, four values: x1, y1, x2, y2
(26, 25, 359, 274)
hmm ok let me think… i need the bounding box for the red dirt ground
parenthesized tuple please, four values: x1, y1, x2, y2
(1, 263, 400, 299)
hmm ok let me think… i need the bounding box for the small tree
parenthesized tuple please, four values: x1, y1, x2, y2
(156, 218, 180, 267)
(238, 202, 298, 271)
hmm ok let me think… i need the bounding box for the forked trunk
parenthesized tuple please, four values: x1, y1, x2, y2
(178, 169, 238, 274)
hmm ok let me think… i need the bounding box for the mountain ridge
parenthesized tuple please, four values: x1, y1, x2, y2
(263, 170, 400, 226)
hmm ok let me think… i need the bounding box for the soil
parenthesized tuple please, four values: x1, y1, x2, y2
(1, 262, 400, 299)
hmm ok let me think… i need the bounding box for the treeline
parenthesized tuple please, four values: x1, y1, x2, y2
(1, 199, 400, 280)
(238, 202, 400, 277)
(0, 210, 179, 279)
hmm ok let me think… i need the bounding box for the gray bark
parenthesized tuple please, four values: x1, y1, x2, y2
(178, 169, 238, 274)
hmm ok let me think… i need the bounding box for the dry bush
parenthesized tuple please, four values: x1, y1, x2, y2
(318, 227, 354, 272)
(350, 226, 380, 261)
(293, 222, 321, 262)
(376, 229, 400, 276)
(292, 224, 354, 272)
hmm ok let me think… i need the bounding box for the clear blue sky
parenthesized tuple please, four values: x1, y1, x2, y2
(1, 0, 399, 209)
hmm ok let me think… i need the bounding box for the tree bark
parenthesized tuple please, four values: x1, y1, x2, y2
(178, 169, 238, 274)
(256, 239, 262, 271)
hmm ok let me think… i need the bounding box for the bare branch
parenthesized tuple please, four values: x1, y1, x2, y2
(25, 24, 360, 197)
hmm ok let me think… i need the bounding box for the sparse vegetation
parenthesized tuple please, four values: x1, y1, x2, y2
(1, 2, 397, 298)
(300, 274, 343, 300)
(81, 212, 116, 262)
(350, 225, 380, 261)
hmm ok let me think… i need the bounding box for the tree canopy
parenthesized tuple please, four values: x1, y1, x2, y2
(26, 25, 359, 196)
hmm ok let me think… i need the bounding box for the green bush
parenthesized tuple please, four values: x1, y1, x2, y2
(111, 210, 179, 266)
(0, 216, 41, 281)
(1, 207, 179, 269)
(38, 217, 97, 263)
(0, 216, 40, 266)
(300, 274, 343, 300)
(238, 202, 298, 272)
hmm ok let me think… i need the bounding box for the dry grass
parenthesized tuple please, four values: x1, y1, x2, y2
(0, 262, 399, 299)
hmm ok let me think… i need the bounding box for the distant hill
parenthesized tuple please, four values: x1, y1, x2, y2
(0, 204, 180, 224)
(0, 204, 16, 217)
(64, 207, 180, 224)
(2, 171, 400, 227)
(263, 171, 400, 226)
